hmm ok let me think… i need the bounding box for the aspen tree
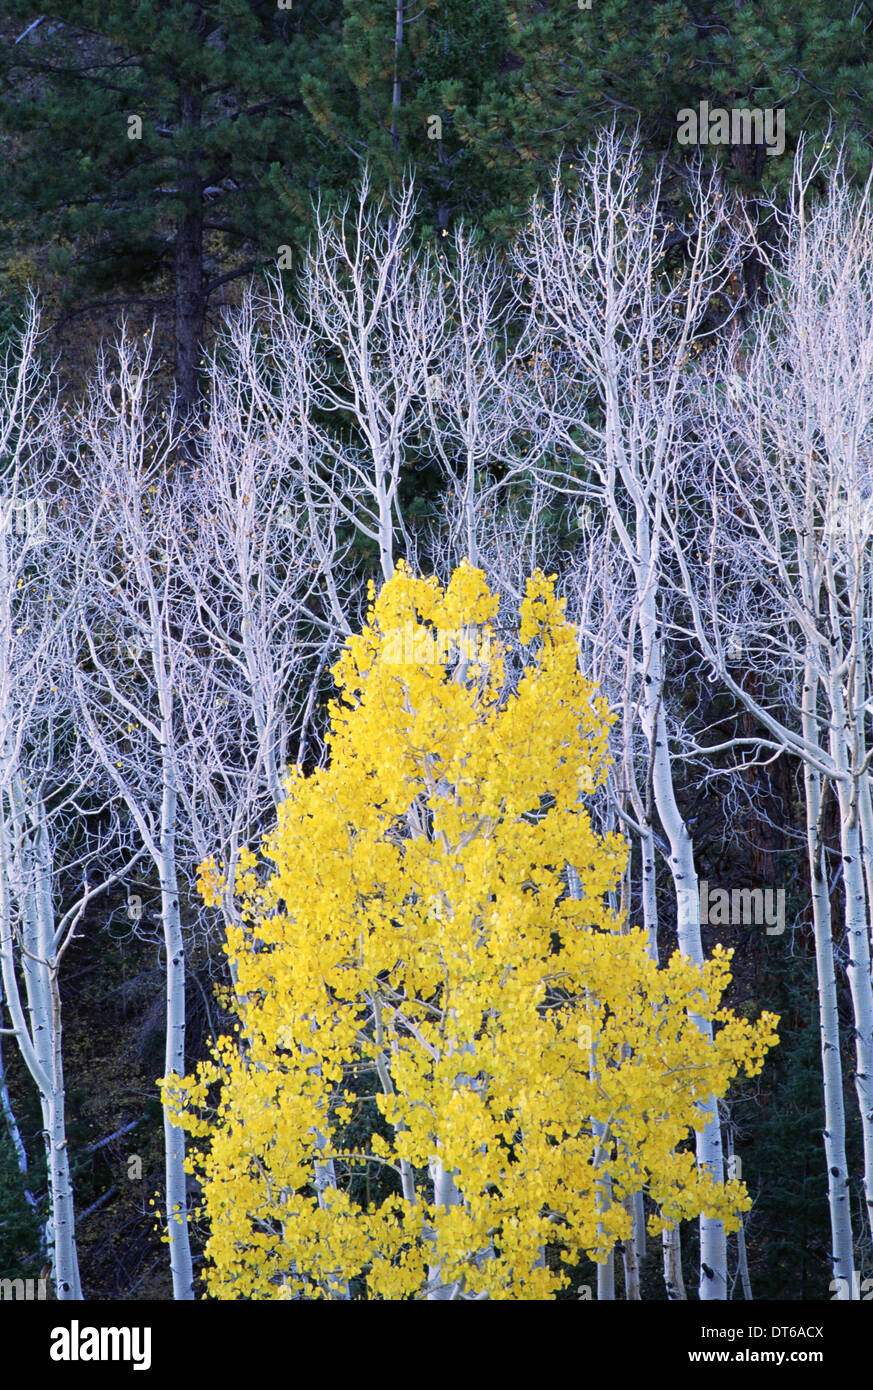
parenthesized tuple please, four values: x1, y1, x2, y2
(169, 562, 777, 1299)
(0, 301, 141, 1299)
(669, 143, 873, 1288)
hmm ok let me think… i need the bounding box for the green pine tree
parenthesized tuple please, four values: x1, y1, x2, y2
(297, 0, 568, 244)
(0, 0, 341, 408)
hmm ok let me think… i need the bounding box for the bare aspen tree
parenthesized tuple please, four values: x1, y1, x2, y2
(519, 129, 744, 1298)
(423, 231, 548, 569)
(167, 215, 450, 1291)
(65, 331, 195, 1300)
(301, 170, 448, 579)
(0, 303, 139, 1299)
(173, 294, 355, 890)
(668, 145, 873, 1287)
(564, 522, 690, 1297)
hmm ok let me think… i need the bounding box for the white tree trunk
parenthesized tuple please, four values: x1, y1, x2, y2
(662, 1225, 686, 1300)
(831, 782, 873, 1239)
(0, 788, 82, 1299)
(426, 1157, 462, 1300)
(159, 777, 194, 1300)
(803, 667, 856, 1291)
(640, 613, 727, 1299)
(0, 974, 39, 1229)
(622, 1194, 642, 1299)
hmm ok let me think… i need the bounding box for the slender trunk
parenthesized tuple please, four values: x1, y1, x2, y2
(0, 983, 39, 1226)
(593, 1112, 615, 1300)
(43, 1047, 81, 1299)
(634, 820, 687, 1300)
(570, 857, 626, 1294)
(40, 802, 81, 1298)
(597, 1244, 615, 1300)
(390, 0, 403, 152)
(825, 647, 873, 1243)
(160, 774, 194, 1300)
(832, 780, 873, 1243)
(639, 602, 727, 1298)
(639, 824, 658, 963)
(802, 668, 855, 1290)
(306, 1016, 350, 1299)
(377, 470, 395, 581)
(641, 827, 688, 1301)
(632, 1190, 646, 1264)
(426, 1157, 461, 1299)
(858, 769, 873, 951)
(1, 787, 82, 1299)
(372, 994, 417, 1207)
(622, 1194, 641, 1299)
(662, 1225, 686, 1299)
(723, 1120, 752, 1300)
(735, 1215, 753, 1301)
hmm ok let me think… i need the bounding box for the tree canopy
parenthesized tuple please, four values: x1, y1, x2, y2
(168, 561, 778, 1299)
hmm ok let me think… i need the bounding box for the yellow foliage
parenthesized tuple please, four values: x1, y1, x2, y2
(165, 561, 778, 1299)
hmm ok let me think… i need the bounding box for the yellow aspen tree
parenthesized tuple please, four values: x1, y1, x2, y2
(165, 561, 778, 1300)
